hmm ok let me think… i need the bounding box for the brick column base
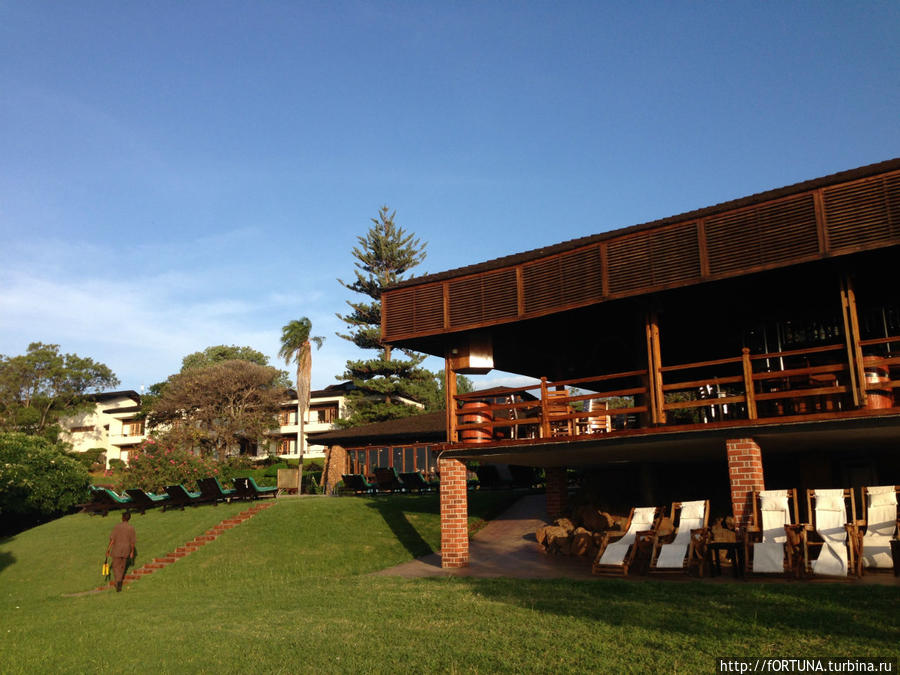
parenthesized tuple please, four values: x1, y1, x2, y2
(545, 467, 568, 519)
(726, 438, 765, 529)
(439, 457, 469, 568)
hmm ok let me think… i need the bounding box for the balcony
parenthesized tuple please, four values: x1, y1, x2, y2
(449, 336, 899, 449)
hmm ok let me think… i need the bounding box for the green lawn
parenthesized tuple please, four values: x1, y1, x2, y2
(1, 492, 898, 673)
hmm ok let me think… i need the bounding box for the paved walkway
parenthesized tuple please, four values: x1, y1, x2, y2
(375, 493, 595, 579)
(375, 494, 900, 584)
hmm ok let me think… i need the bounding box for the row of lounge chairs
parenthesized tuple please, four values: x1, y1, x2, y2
(744, 485, 899, 577)
(79, 477, 277, 516)
(590, 485, 899, 578)
(592, 500, 710, 576)
(341, 468, 439, 495)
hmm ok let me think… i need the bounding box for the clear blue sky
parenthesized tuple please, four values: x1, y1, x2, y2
(1, 2, 898, 391)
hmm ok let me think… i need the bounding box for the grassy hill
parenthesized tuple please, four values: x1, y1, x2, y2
(1, 493, 898, 673)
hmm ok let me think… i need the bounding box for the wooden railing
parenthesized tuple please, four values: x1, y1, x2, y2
(451, 337, 899, 444)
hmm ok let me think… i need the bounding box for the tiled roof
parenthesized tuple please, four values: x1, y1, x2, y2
(313, 411, 446, 445)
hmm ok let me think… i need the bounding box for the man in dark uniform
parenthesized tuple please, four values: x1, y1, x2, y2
(106, 511, 136, 592)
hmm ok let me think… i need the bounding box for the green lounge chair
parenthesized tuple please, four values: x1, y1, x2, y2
(232, 476, 278, 500)
(341, 473, 376, 495)
(79, 486, 133, 516)
(399, 471, 438, 493)
(374, 467, 406, 494)
(124, 488, 171, 514)
(198, 477, 237, 504)
(164, 484, 204, 510)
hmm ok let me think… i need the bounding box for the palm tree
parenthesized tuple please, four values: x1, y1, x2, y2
(278, 317, 324, 492)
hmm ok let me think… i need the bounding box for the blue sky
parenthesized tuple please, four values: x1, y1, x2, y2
(1, 2, 898, 392)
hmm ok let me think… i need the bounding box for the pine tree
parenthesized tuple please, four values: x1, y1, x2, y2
(336, 206, 439, 425)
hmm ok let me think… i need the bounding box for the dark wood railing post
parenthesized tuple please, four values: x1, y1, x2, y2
(741, 348, 758, 420)
(540, 377, 551, 439)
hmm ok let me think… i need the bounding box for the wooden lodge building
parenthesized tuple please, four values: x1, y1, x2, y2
(379, 159, 900, 568)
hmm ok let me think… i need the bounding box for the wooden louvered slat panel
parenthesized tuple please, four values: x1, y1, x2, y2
(481, 269, 518, 321)
(608, 234, 650, 295)
(706, 194, 817, 274)
(560, 246, 603, 305)
(824, 177, 891, 250)
(706, 209, 760, 274)
(413, 285, 444, 332)
(649, 224, 700, 286)
(522, 258, 562, 314)
(757, 194, 818, 263)
(383, 287, 415, 339)
(448, 277, 483, 327)
(887, 173, 900, 237)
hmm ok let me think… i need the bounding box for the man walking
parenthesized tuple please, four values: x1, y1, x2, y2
(106, 511, 136, 592)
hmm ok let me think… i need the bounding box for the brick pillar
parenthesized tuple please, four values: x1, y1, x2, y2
(545, 467, 568, 518)
(439, 457, 469, 568)
(726, 438, 766, 529)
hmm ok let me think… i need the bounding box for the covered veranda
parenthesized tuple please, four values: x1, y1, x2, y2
(380, 159, 900, 569)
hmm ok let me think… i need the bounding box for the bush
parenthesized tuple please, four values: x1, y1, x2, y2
(67, 447, 106, 471)
(119, 439, 220, 493)
(0, 432, 90, 533)
(108, 458, 126, 470)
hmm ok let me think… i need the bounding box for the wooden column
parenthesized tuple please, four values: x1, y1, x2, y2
(741, 348, 758, 420)
(439, 457, 469, 568)
(645, 310, 666, 425)
(539, 377, 551, 438)
(726, 438, 765, 530)
(545, 467, 568, 518)
(840, 275, 866, 408)
(444, 357, 458, 443)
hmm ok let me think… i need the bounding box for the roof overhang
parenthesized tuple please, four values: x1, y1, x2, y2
(438, 412, 900, 467)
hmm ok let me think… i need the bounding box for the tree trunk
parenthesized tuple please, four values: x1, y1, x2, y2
(296, 365, 303, 494)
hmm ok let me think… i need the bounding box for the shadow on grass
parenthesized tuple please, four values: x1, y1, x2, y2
(449, 577, 900, 646)
(0, 549, 16, 574)
(365, 499, 434, 559)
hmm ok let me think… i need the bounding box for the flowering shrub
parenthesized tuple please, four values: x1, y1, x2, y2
(0, 432, 90, 529)
(119, 439, 220, 493)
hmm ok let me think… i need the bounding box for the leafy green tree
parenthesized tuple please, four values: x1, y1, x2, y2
(181, 345, 270, 371)
(141, 345, 289, 418)
(278, 317, 324, 490)
(0, 432, 90, 534)
(147, 360, 286, 461)
(336, 207, 441, 426)
(0, 342, 119, 442)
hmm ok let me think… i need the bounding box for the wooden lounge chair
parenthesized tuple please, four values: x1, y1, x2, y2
(592, 506, 661, 576)
(400, 471, 438, 493)
(232, 476, 278, 500)
(341, 473, 376, 495)
(164, 484, 205, 510)
(198, 477, 238, 505)
(124, 488, 172, 514)
(374, 467, 406, 494)
(546, 389, 575, 436)
(649, 500, 710, 575)
(744, 489, 802, 577)
(859, 485, 899, 570)
(79, 486, 133, 516)
(804, 488, 860, 577)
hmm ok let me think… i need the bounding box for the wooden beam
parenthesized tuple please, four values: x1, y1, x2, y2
(444, 356, 458, 443)
(741, 347, 758, 420)
(645, 310, 666, 425)
(839, 275, 865, 407)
